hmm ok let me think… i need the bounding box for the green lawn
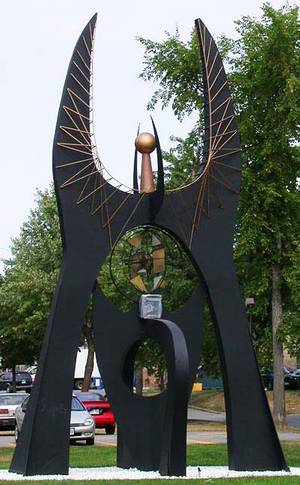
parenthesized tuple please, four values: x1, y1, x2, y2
(1, 443, 300, 484)
(189, 389, 300, 416)
(2, 480, 300, 485)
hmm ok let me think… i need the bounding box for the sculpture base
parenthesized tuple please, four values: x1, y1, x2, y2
(1, 466, 294, 481)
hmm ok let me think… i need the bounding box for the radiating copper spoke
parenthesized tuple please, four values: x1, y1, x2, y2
(83, 35, 91, 57)
(76, 49, 91, 73)
(71, 73, 90, 97)
(78, 177, 111, 204)
(91, 186, 122, 215)
(115, 194, 146, 244)
(56, 157, 94, 169)
(60, 161, 95, 188)
(103, 193, 131, 228)
(215, 160, 241, 172)
(210, 166, 239, 194)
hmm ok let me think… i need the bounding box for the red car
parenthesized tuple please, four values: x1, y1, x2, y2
(75, 391, 116, 434)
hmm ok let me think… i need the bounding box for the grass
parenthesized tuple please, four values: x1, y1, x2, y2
(2, 480, 300, 485)
(189, 389, 300, 415)
(189, 389, 225, 412)
(267, 391, 300, 414)
(187, 421, 226, 432)
(1, 443, 300, 483)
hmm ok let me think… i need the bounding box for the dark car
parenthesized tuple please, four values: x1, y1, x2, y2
(261, 366, 299, 391)
(75, 391, 116, 434)
(0, 372, 33, 393)
(261, 370, 273, 390)
(284, 369, 300, 390)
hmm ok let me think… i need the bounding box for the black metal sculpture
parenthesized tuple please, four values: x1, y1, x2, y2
(10, 13, 288, 477)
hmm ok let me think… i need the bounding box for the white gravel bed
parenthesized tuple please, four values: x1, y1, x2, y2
(0, 466, 299, 481)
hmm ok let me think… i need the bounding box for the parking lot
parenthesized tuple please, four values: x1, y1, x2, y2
(2, 427, 300, 449)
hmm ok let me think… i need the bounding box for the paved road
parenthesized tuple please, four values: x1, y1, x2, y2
(287, 414, 300, 428)
(188, 407, 225, 423)
(1, 409, 299, 448)
(1, 429, 300, 448)
(188, 407, 300, 430)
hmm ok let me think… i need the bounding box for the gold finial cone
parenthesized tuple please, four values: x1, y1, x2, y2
(140, 153, 155, 193)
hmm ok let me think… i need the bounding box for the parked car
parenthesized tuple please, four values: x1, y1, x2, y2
(284, 369, 300, 390)
(0, 372, 32, 393)
(24, 365, 37, 382)
(15, 395, 95, 445)
(261, 370, 273, 390)
(0, 392, 28, 429)
(261, 366, 300, 390)
(75, 391, 116, 434)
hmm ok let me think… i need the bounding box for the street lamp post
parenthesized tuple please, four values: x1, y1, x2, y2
(245, 297, 255, 333)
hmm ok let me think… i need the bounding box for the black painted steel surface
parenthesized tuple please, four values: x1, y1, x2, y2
(10, 13, 287, 477)
(93, 285, 203, 475)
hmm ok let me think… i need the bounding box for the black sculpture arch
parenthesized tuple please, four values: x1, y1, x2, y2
(10, 13, 288, 477)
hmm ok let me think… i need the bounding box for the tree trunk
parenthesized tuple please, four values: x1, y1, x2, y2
(82, 320, 95, 392)
(272, 263, 286, 426)
(12, 365, 16, 393)
(159, 373, 165, 391)
(158, 369, 167, 391)
(135, 367, 143, 395)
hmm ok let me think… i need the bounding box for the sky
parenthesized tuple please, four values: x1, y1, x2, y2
(0, 0, 289, 271)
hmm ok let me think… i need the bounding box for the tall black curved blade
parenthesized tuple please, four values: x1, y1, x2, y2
(155, 20, 242, 250)
(149, 117, 164, 220)
(53, 13, 97, 189)
(151, 116, 164, 194)
(9, 15, 102, 477)
(52, 15, 152, 248)
(133, 124, 140, 191)
(195, 19, 241, 189)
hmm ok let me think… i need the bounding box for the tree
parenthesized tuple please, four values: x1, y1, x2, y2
(0, 187, 94, 389)
(0, 189, 198, 394)
(138, 3, 300, 424)
(228, 4, 300, 426)
(98, 226, 199, 393)
(0, 188, 62, 370)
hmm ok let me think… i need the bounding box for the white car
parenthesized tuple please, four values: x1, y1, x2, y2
(24, 365, 37, 382)
(0, 392, 28, 429)
(15, 395, 95, 445)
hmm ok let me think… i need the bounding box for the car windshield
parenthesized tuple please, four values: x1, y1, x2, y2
(77, 393, 104, 402)
(0, 394, 27, 405)
(1, 373, 12, 380)
(1, 373, 30, 380)
(71, 396, 85, 411)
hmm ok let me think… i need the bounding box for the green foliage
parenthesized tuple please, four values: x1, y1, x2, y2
(0, 191, 199, 378)
(138, 3, 300, 375)
(230, 3, 300, 362)
(134, 338, 166, 382)
(137, 30, 202, 118)
(278, 241, 300, 357)
(137, 31, 204, 190)
(1, 3, 299, 386)
(163, 126, 202, 190)
(0, 187, 62, 368)
(98, 226, 199, 379)
(201, 305, 221, 378)
(99, 227, 199, 312)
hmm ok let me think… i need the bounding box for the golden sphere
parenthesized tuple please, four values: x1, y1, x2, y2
(135, 132, 156, 154)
